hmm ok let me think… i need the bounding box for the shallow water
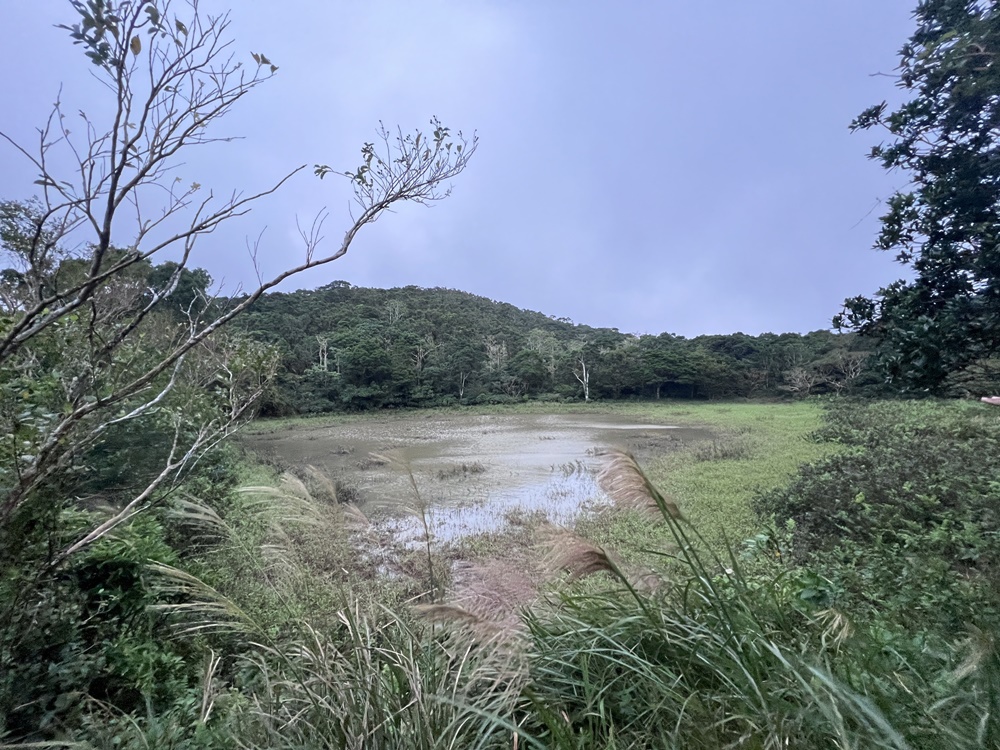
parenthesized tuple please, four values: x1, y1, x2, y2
(244, 412, 710, 543)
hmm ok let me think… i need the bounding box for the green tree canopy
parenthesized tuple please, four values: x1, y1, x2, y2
(837, 0, 1000, 391)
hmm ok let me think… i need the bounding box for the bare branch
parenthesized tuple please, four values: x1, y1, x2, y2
(0, 0, 475, 557)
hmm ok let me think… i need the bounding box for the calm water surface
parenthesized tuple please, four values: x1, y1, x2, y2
(245, 412, 711, 543)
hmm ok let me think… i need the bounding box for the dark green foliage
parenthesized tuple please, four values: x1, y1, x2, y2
(756, 399, 1000, 632)
(242, 283, 869, 412)
(837, 1, 1000, 391)
(0, 513, 199, 738)
(0, 437, 249, 744)
(508, 348, 550, 394)
(0, 234, 254, 740)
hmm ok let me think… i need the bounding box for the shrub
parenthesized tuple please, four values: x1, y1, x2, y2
(755, 398, 1000, 633)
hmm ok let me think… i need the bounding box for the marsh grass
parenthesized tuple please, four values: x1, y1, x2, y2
(237, 604, 526, 750)
(373, 452, 441, 599)
(141, 466, 520, 748)
(511, 448, 970, 749)
(436, 460, 487, 480)
(580, 401, 832, 563)
(132, 421, 1000, 750)
(690, 434, 754, 461)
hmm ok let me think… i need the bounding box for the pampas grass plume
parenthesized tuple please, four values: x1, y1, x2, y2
(598, 448, 682, 520)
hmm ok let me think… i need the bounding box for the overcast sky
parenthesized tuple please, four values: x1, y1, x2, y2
(1, 1, 915, 337)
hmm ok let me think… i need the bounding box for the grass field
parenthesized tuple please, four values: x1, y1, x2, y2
(65, 398, 998, 749)
(639, 400, 832, 549)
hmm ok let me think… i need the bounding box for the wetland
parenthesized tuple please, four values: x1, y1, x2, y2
(243, 410, 713, 544)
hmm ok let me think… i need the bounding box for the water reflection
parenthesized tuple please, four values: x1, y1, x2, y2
(243, 411, 712, 544)
(383, 463, 605, 545)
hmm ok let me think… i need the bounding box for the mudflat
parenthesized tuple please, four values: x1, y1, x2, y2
(243, 411, 710, 543)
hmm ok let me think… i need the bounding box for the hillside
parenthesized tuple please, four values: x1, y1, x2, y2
(239, 282, 871, 413)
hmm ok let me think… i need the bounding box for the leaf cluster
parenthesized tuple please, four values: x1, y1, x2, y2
(756, 398, 1000, 633)
(839, 1, 1000, 391)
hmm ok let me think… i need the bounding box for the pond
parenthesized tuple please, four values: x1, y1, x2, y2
(243, 412, 711, 544)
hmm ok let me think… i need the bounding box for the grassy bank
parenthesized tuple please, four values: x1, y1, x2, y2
(640, 400, 831, 550)
(216, 398, 1000, 748)
(15, 398, 1000, 748)
(445, 400, 834, 559)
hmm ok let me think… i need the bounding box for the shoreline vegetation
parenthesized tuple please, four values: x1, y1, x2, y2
(9, 397, 999, 747)
(228, 398, 1000, 749)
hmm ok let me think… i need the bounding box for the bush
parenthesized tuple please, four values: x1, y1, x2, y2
(0, 513, 201, 738)
(755, 398, 1000, 633)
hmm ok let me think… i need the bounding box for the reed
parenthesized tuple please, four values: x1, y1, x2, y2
(133, 428, 1000, 749)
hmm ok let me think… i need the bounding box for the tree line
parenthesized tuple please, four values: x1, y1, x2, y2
(238, 281, 875, 413)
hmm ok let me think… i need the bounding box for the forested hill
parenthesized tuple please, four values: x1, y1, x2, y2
(239, 281, 873, 414)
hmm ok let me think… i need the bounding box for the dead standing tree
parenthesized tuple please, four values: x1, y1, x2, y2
(317, 335, 330, 371)
(0, 0, 476, 561)
(567, 339, 590, 401)
(574, 356, 591, 402)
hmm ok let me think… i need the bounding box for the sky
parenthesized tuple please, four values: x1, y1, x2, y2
(0, 1, 916, 338)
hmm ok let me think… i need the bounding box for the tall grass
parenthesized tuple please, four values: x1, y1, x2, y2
(193, 445, 992, 749)
(515, 448, 912, 749)
(127, 464, 521, 749)
(236, 605, 524, 750)
(118, 403, 1000, 749)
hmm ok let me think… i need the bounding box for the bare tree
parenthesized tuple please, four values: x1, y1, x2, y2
(780, 367, 819, 398)
(837, 351, 867, 387)
(820, 351, 866, 395)
(571, 355, 590, 402)
(744, 368, 770, 397)
(0, 0, 476, 560)
(412, 332, 438, 383)
(499, 374, 524, 397)
(316, 335, 329, 372)
(385, 299, 405, 327)
(483, 335, 508, 373)
(566, 339, 591, 401)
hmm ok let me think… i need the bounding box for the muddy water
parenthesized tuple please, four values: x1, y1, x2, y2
(244, 412, 710, 544)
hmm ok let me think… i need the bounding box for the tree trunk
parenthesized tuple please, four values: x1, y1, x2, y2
(574, 357, 590, 402)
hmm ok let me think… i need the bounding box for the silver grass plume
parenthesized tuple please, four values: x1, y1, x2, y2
(597, 448, 682, 521)
(412, 602, 488, 627)
(302, 463, 340, 504)
(166, 495, 229, 545)
(147, 561, 260, 637)
(537, 523, 626, 585)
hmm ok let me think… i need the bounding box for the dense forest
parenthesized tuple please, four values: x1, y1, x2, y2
(240, 282, 876, 413)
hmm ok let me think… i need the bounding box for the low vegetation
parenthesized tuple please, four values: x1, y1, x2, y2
(5, 398, 999, 748)
(583, 401, 833, 556)
(436, 461, 487, 480)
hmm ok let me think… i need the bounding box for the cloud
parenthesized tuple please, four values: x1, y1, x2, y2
(0, 1, 914, 337)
